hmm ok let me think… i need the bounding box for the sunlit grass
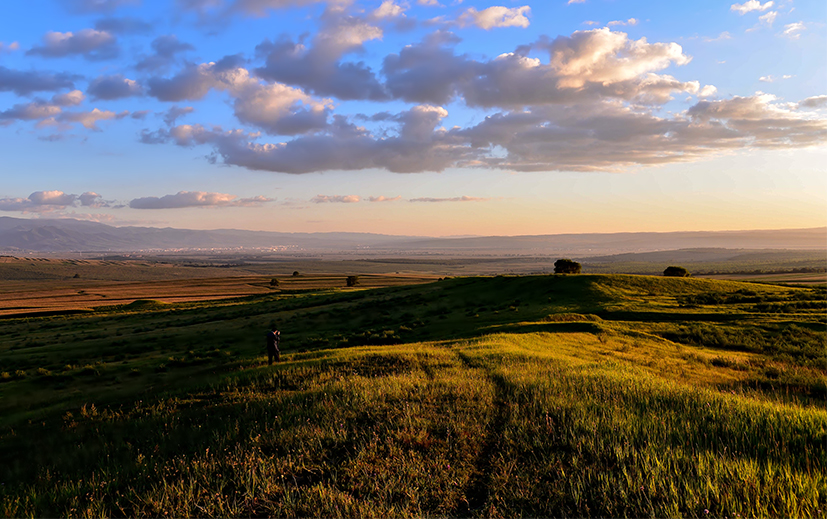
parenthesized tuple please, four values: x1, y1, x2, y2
(0, 274, 824, 516)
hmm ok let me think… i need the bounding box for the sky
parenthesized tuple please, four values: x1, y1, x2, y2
(0, 0, 825, 237)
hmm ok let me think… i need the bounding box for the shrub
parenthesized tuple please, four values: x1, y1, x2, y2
(663, 265, 690, 277)
(346, 276, 359, 287)
(292, 271, 300, 277)
(269, 278, 279, 287)
(554, 259, 582, 274)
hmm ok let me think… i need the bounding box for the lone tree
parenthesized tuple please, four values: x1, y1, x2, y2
(554, 258, 582, 274)
(269, 278, 279, 287)
(346, 275, 359, 287)
(663, 266, 690, 277)
(292, 271, 300, 277)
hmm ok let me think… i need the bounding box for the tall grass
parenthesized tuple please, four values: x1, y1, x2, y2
(1, 335, 824, 517)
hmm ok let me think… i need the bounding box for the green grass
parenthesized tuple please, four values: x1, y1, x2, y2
(0, 274, 824, 517)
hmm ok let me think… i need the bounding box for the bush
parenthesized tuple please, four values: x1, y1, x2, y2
(664, 266, 690, 277)
(346, 276, 359, 287)
(269, 278, 279, 287)
(292, 271, 300, 277)
(554, 259, 582, 274)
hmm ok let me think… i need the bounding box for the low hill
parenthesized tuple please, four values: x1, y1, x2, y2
(1, 216, 824, 255)
(0, 274, 824, 517)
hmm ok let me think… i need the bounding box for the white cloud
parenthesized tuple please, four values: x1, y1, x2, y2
(567, 0, 586, 4)
(417, 0, 440, 5)
(759, 10, 777, 25)
(698, 85, 718, 97)
(459, 6, 531, 30)
(311, 194, 361, 203)
(368, 195, 402, 202)
(384, 28, 696, 107)
(759, 74, 792, 83)
(781, 22, 805, 39)
(730, 0, 774, 14)
(373, 1, 405, 19)
(129, 191, 274, 209)
(607, 18, 638, 27)
(0, 41, 20, 52)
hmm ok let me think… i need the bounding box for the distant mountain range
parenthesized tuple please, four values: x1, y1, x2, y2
(0, 217, 824, 256)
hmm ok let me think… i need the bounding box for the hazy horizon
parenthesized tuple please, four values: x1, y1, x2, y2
(2, 215, 825, 239)
(0, 0, 824, 236)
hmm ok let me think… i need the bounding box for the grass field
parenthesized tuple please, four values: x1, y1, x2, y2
(0, 273, 824, 517)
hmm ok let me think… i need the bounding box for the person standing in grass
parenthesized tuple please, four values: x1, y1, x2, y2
(266, 326, 280, 365)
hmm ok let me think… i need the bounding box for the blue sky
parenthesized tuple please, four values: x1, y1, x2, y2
(0, 0, 824, 236)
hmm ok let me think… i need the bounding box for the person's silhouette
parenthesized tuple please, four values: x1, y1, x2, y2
(266, 327, 280, 365)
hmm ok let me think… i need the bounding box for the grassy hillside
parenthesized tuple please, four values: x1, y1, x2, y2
(0, 274, 824, 517)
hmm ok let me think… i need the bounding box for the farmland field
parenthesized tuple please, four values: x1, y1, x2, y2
(0, 272, 824, 517)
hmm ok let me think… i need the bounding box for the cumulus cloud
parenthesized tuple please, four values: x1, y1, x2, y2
(382, 28, 698, 108)
(141, 89, 827, 174)
(0, 66, 78, 95)
(79, 191, 108, 207)
(568, 0, 586, 4)
(459, 6, 531, 30)
(148, 61, 334, 135)
(27, 29, 120, 61)
(58, 108, 129, 129)
(254, 11, 387, 101)
(53, 90, 86, 106)
(372, 1, 405, 19)
(0, 91, 83, 125)
(143, 104, 476, 173)
(88, 74, 143, 100)
(136, 35, 195, 72)
(0, 190, 108, 213)
(417, 0, 440, 5)
(410, 196, 490, 202)
(368, 195, 402, 202)
(129, 191, 274, 209)
(311, 194, 361, 203)
(798, 95, 827, 109)
(0, 102, 62, 125)
(730, 0, 774, 14)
